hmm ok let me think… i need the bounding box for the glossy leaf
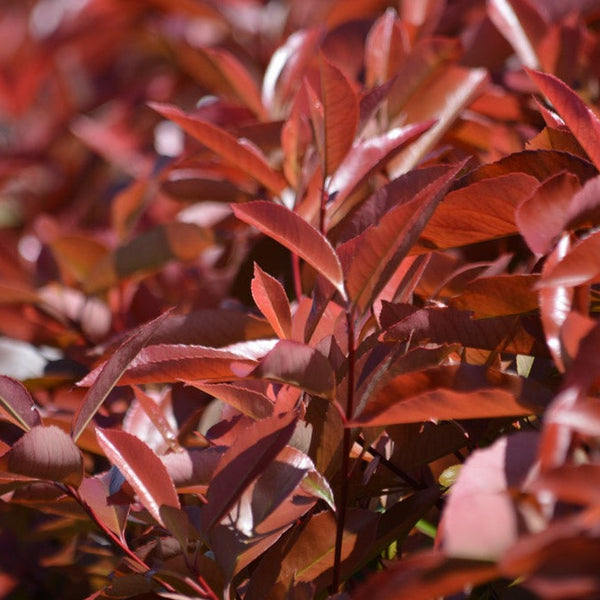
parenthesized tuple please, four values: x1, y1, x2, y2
(96, 427, 180, 526)
(527, 69, 600, 171)
(201, 410, 297, 532)
(351, 364, 551, 427)
(149, 102, 287, 194)
(232, 201, 347, 300)
(0, 425, 83, 486)
(0, 375, 41, 431)
(251, 263, 292, 339)
(72, 311, 170, 441)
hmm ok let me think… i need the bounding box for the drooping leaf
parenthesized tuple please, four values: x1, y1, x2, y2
(72, 311, 170, 442)
(319, 55, 359, 175)
(232, 201, 347, 300)
(83, 222, 213, 294)
(0, 425, 83, 486)
(350, 364, 551, 427)
(149, 102, 287, 194)
(340, 162, 463, 313)
(201, 410, 297, 532)
(527, 69, 600, 171)
(0, 375, 41, 431)
(96, 427, 180, 526)
(251, 263, 292, 339)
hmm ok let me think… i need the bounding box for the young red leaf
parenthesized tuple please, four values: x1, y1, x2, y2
(0, 375, 41, 431)
(72, 311, 170, 442)
(96, 427, 180, 526)
(350, 364, 551, 427)
(201, 410, 298, 532)
(251, 263, 292, 339)
(130, 386, 179, 451)
(247, 339, 335, 400)
(319, 55, 359, 175)
(148, 102, 287, 195)
(0, 425, 83, 486)
(527, 69, 600, 171)
(515, 171, 580, 255)
(232, 200, 347, 300)
(340, 162, 462, 313)
(190, 381, 274, 420)
(439, 431, 539, 560)
(160, 446, 224, 494)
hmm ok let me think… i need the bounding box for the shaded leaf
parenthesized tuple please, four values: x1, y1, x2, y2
(0, 375, 41, 431)
(190, 381, 274, 420)
(351, 364, 551, 427)
(251, 263, 292, 339)
(72, 312, 169, 441)
(0, 425, 83, 486)
(96, 427, 180, 526)
(201, 410, 297, 532)
(232, 201, 347, 300)
(79, 473, 128, 540)
(149, 102, 287, 194)
(160, 446, 224, 494)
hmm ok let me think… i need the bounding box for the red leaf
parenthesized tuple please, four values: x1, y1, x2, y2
(0, 375, 41, 431)
(440, 431, 539, 560)
(72, 311, 170, 442)
(190, 382, 274, 420)
(248, 340, 335, 400)
(532, 463, 600, 506)
(350, 364, 551, 427)
(527, 69, 600, 172)
(564, 174, 600, 230)
(232, 201, 346, 300)
(340, 162, 463, 313)
(161, 447, 224, 493)
(251, 263, 292, 339)
(148, 102, 287, 194)
(201, 410, 297, 532)
(515, 171, 580, 255)
(0, 425, 83, 486)
(96, 427, 180, 525)
(319, 56, 359, 175)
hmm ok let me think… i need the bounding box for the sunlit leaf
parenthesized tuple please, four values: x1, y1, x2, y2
(189, 381, 274, 420)
(251, 263, 292, 339)
(96, 427, 180, 525)
(0, 375, 41, 431)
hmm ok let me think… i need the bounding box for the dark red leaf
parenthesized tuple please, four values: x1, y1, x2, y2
(0, 375, 41, 431)
(232, 201, 346, 300)
(72, 311, 170, 442)
(96, 427, 180, 525)
(251, 263, 292, 339)
(190, 382, 274, 420)
(148, 102, 287, 194)
(0, 425, 83, 486)
(527, 69, 600, 171)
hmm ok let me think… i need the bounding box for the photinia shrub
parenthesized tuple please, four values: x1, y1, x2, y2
(3, 1, 600, 598)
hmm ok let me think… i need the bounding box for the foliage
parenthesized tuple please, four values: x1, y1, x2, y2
(2, 0, 600, 598)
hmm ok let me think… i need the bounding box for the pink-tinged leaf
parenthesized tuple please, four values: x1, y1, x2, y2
(160, 447, 224, 493)
(148, 102, 287, 195)
(387, 65, 488, 177)
(79, 344, 261, 388)
(540, 229, 600, 288)
(351, 552, 499, 600)
(440, 431, 539, 560)
(564, 174, 600, 230)
(488, 0, 547, 69)
(129, 386, 178, 451)
(79, 473, 128, 540)
(539, 234, 573, 372)
(251, 263, 292, 339)
(0, 375, 41, 431)
(326, 121, 434, 228)
(232, 201, 346, 300)
(516, 172, 580, 255)
(319, 56, 359, 175)
(527, 69, 600, 172)
(0, 425, 83, 486)
(350, 364, 551, 427)
(340, 163, 463, 313)
(418, 173, 540, 251)
(450, 274, 540, 318)
(201, 410, 297, 532)
(248, 340, 335, 400)
(531, 463, 600, 506)
(381, 305, 550, 356)
(96, 427, 180, 526)
(190, 382, 274, 420)
(72, 312, 169, 441)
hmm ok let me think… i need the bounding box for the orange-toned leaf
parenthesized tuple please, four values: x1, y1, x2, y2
(251, 263, 292, 339)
